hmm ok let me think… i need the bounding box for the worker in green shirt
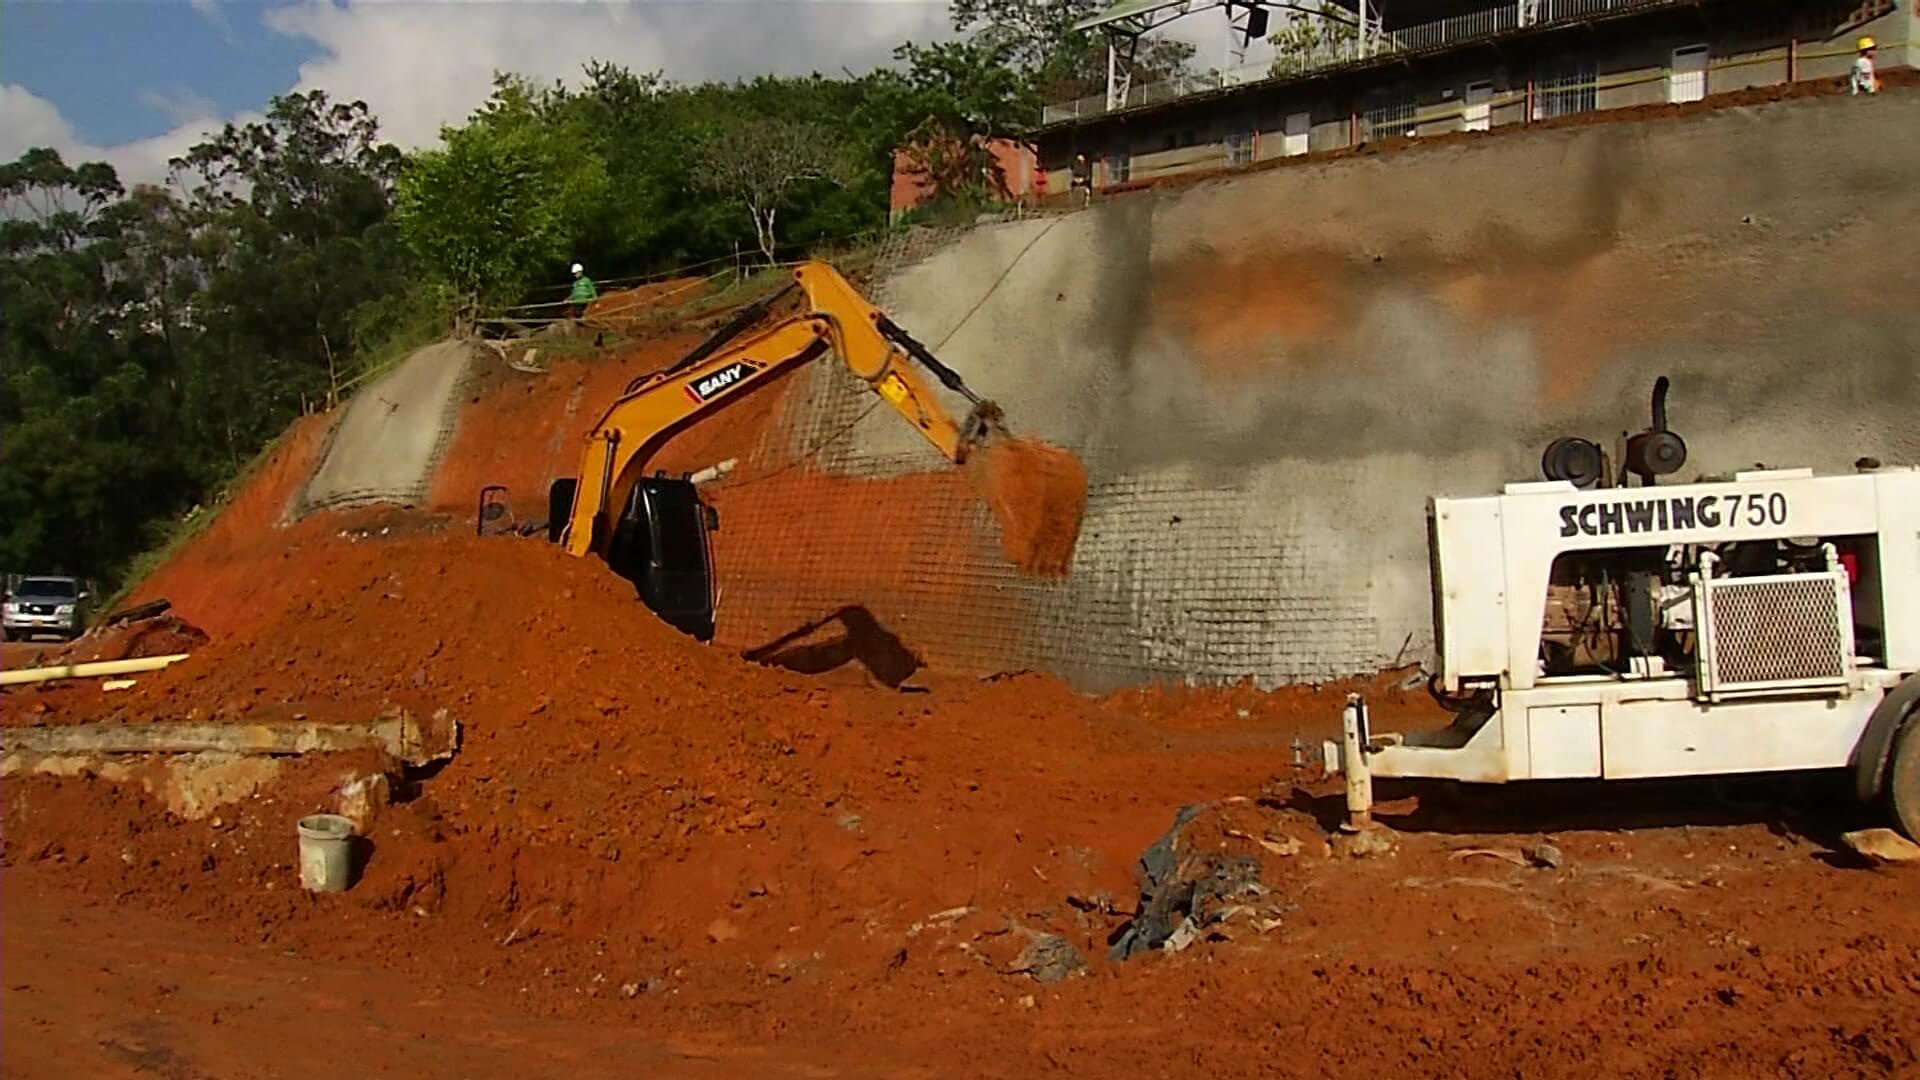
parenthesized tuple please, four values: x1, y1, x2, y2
(565, 262, 597, 319)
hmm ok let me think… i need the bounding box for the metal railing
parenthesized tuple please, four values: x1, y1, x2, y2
(1385, 4, 1518, 53)
(1041, 0, 1688, 125)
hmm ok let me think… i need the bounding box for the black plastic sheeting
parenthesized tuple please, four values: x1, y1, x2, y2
(1108, 802, 1262, 961)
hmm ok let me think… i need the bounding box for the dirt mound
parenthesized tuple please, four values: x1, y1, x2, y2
(969, 437, 1088, 576)
(4, 508, 1434, 964)
(584, 276, 707, 329)
(125, 413, 333, 638)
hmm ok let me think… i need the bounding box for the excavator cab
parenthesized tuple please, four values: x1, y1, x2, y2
(602, 476, 717, 642)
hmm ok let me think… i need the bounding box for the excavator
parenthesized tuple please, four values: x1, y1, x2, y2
(536, 260, 1059, 641)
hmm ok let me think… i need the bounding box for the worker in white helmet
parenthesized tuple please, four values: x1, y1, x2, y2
(1852, 36, 1880, 96)
(565, 262, 598, 319)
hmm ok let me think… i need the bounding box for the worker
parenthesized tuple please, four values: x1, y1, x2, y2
(1071, 154, 1092, 208)
(1852, 37, 1880, 96)
(565, 262, 598, 319)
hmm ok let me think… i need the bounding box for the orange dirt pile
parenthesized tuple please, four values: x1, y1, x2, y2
(123, 412, 331, 638)
(1, 512, 1394, 968)
(7, 515, 1920, 1074)
(968, 438, 1088, 577)
(584, 276, 706, 330)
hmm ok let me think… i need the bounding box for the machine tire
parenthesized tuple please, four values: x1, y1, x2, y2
(1889, 717, 1920, 843)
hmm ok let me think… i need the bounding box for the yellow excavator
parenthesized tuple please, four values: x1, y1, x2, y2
(541, 260, 1016, 641)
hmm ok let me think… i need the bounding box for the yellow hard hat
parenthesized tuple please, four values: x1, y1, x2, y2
(1858, 35, 1876, 50)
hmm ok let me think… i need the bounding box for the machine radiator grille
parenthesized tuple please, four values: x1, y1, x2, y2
(1700, 573, 1850, 696)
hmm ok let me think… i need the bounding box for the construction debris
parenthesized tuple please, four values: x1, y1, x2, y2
(1840, 828, 1920, 866)
(0, 653, 191, 687)
(1011, 931, 1085, 984)
(102, 598, 171, 627)
(0, 707, 459, 768)
(1108, 801, 1319, 961)
(1525, 842, 1566, 870)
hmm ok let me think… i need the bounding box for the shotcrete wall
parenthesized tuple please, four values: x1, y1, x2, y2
(713, 90, 1920, 690)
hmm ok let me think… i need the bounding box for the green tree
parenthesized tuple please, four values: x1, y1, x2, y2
(948, 0, 1195, 102)
(172, 90, 408, 412)
(880, 38, 1038, 205)
(0, 151, 202, 580)
(395, 75, 611, 317)
(1268, 3, 1358, 77)
(1, 94, 415, 589)
(694, 117, 848, 263)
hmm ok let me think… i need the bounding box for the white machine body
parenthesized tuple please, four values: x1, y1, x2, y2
(1347, 467, 1920, 784)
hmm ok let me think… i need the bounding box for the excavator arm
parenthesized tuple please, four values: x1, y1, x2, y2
(559, 261, 1002, 559)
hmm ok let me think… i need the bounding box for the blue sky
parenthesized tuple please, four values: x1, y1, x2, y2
(5, 1, 319, 145)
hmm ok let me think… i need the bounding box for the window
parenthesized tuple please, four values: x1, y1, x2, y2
(1535, 56, 1597, 119)
(1106, 149, 1132, 184)
(1226, 131, 1254, 166)
(16, 578, 76, 598)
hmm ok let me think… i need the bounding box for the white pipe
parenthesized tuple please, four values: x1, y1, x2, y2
(688, 458, 738, 486)
(1341, 693, 1374, 829)
(1, 653, 191, 687)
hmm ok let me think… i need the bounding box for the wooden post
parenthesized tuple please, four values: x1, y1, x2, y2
(1787, 37, 1798, 83)
(1525, 77, 1536, 124)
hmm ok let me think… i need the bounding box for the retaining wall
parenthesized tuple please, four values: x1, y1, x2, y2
(710, 90, 1920, 689)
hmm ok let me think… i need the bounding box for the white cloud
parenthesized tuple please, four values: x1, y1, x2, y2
(264, 0, 953, 148)
(188, 0, 241, 43)
(0, 84, 230, 187)
(140, 87, 222, 128)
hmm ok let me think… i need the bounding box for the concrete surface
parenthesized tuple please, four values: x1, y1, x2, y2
(302, 340, 472, 512)
(727, 89, 1920, 689)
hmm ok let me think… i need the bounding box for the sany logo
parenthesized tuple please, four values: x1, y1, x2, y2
(685, 360, 762, 403)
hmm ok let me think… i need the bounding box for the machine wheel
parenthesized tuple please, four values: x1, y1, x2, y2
(1889, 716, 1920, 843)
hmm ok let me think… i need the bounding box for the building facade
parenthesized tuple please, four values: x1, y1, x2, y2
(1034, 0, 1915, 192)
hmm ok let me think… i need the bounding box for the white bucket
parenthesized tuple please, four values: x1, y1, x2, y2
(296, 813, 356, 892)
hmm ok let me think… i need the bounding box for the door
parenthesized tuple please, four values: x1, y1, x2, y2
(1669, 45, 1708, 104)
(1463, 81, 1492, 132)
(1528, 705, 1603, 779)
(1282, 111, 1310, 157)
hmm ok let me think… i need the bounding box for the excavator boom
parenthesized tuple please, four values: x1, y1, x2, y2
(559, 261, 1002, 560)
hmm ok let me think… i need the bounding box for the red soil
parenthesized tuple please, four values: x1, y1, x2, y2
(584, 276, 707, 330)
(6, 524, 1918, 1075)
(2, 515, 1390, 967)
(123, 412, 331, 639)
(6, 507, 1918, 1075)
(969, 438, 1088, 577)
